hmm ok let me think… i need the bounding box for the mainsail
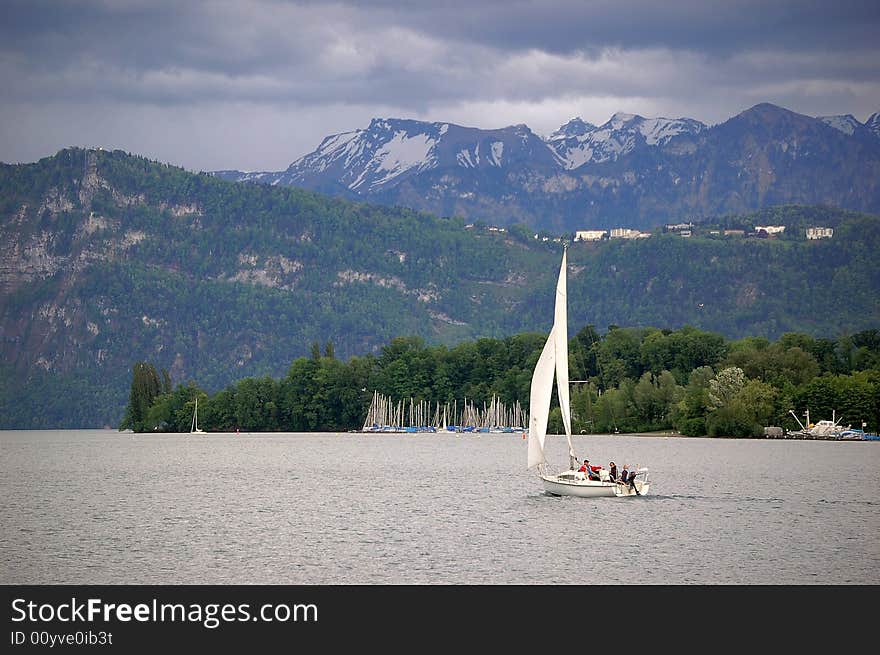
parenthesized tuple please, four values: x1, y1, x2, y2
(527, 248, 575, 470)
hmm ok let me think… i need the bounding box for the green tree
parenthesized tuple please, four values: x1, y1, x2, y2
(670, 365, 714, 436)
(119, 362, 166, 432)
(708, 367, 745, 410)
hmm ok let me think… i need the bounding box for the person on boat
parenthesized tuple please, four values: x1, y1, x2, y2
(578, 459, 601, 481)
(608, 461, 619, 482)
(621, 464, 640, 495)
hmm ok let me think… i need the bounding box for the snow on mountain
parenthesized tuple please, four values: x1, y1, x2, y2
(455, 140, 507, 168)
(209, 104, 880, 225)
(818, 114, 862, 136)
(865, 112, 880, 139)
(350, 129, 438, 190)
(267, 118, 554, 194)
(546, 112, 706, 170)
(275, 118, 442, 192)
(548, 117, 597, 141)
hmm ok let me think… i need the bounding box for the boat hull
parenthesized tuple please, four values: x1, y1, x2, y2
(541, 475, 648, 498)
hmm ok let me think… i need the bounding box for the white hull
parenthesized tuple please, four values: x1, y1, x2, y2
(541, 472, 648, 498)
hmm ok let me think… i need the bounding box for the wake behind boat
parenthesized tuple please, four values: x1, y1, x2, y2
(526, 247, 649, 498)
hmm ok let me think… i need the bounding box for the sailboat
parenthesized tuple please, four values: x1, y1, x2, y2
(527, 247, 649, 498)
(190, 396, 206, 434)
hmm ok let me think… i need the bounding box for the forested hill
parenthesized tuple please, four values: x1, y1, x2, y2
(1, 147, 879, 428)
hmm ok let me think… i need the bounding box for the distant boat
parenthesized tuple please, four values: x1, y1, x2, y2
(787, 409, 849, 438)
(527, 247, 648, 498)
(190, 397, 206, 434)
(836, 428, 880, 441)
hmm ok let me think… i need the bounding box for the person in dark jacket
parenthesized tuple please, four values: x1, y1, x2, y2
(608, 461, 619, 482)
(624, 465, 640, 495)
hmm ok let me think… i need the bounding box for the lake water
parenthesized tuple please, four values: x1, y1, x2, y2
(1, 429, 878, 585)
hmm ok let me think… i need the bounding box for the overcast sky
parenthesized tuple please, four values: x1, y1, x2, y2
(2, 0, 878, 172)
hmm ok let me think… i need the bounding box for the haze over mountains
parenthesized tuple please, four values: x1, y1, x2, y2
(214, 103, 880, 232)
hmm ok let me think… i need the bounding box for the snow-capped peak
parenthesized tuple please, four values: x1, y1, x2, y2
(276, 117, 443, 192)
(546, 111, 706, 169)
(818, 114, 861, 136)
(609, 112, 639, 128)
(273, 117, 554, 193)
(863, 111, 880, 139)
(548, 117, 597, 142)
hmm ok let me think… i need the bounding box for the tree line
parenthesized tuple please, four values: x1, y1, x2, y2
(120, 325, 880, 437)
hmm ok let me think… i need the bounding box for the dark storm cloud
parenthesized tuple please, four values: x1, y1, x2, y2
(1, 0, 878, 171)
(307, 0, 880, 56)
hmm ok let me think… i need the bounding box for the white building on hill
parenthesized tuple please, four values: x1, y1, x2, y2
(610, 228, 650, 239)
(755, 225, 785, 235)
(574, 230, 607, 241)
(806, 227, 833, 239)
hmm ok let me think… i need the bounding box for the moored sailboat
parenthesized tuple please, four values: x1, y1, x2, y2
(190, 396, 206, 434)
(527, 247, 649, 498)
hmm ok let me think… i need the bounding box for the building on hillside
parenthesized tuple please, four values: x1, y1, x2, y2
(679, 230, 692, 237)
(723, 229, 745, 237)
(574, 229, 607, 242)
(665, 222, 693, 232)
(610, 228, 650, 239)
(806, 226, 833, 239)
(755, 225, 785, 235)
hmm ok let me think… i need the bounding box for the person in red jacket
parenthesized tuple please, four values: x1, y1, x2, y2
(578, 458, 601, 481)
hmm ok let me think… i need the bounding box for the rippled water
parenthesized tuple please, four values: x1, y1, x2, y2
(1, 429, 878, 584)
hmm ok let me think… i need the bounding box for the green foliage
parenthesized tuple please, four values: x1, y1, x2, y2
(116, 322, 880, 436)
(708, 367, 745, 410)
(119, 361, 170, 431)
(669, 366, 714, 436)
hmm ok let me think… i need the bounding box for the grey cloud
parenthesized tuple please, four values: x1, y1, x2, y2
(1, 0, 878, 170)
(316, 0, 880, 55)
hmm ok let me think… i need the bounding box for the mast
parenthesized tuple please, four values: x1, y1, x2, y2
(554, 246, 576, 468)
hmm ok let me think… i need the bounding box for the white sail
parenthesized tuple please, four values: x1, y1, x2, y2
(528, 248, 575, 470)
(554, 249, 575, 461)
(527, 324, 557, 469)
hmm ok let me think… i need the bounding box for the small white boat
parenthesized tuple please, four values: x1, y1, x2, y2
(541, 467, 650, 497)
(527, 247, 649, 498)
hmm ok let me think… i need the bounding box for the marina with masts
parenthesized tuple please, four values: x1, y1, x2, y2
(361, 391, 526, 433)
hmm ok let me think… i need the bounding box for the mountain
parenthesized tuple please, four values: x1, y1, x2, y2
(2, 148, 880, 428)
(866, 112, 880, 139)
(546, 112, 706, 169)
(214, 103, 880, 233)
